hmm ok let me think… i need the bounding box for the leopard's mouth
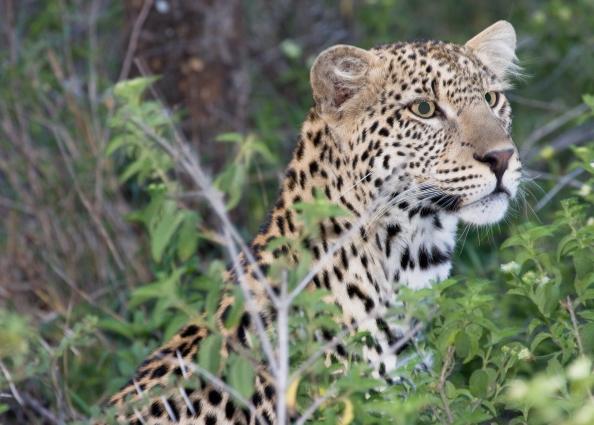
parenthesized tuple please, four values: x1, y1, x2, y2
(463, 186, 511, 209)
(456, 189, 511, 225)
(420, 183, 512, 217)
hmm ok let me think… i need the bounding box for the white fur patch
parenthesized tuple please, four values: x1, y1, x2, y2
(457, 192, 509, 225)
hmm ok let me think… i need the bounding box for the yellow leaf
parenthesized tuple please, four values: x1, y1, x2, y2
(286, 376, 301, 411)
(339, 398, 354, 425)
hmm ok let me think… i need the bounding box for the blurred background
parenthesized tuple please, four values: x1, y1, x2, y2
(0, 0, 593, 423)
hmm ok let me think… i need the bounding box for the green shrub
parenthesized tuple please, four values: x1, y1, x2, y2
(97, 77, 594, 424)
(2, 2, 594, 424)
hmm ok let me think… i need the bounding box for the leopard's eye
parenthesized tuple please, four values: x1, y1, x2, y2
(485, 91, 499, 108)
(410, 100, 436, 118)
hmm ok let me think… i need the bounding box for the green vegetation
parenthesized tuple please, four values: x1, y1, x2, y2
(1, 1, 594, 424)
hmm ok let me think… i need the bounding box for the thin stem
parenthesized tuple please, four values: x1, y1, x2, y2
(294, 387, 337, 425)
(276, 274, 289, 424)
(225, 229, 279, 374)
(534, 168, 584, 212)
(437, 346, 455, 424)
(564, 297, 594, 402)
(565, 297, 584, 355)
(119, 0, 154, 81)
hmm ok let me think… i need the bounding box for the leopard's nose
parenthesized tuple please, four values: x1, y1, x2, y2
(473, 148, 514, 182)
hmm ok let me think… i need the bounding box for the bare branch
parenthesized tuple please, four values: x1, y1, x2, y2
(19, 392, 63, 425)
(534, 168, 584, 211)
(380, 318, 427, 365)
(437, 346, 455, 424)
(521, 103, 590, 160)
(563, 297, 594, 402)
(225, 229, 279, 374)
(0, 360, 23, 406)
(276, 274, 289, 424)
(507, 94, 566, 112)
(564, 297, 585, 355)
(119, 0, 154, 81)
(294, 387, 337, 425)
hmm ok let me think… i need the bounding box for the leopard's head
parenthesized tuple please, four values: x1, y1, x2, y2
(311, 21, 522, 225)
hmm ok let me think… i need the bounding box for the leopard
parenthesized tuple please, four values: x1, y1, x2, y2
(106, 20, 523, 424)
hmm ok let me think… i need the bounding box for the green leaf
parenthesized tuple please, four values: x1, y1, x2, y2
(150, 201, 185, 263)
(205, 283, 222, 327)
(573, 249, 594, 279)
(280, 39, 302, 59)
(129, 268, 184, 308)
(164, 314, 191, 341)
(455, 331, 471, 359)
(113, 76, 159, 106)
(177, 212, 200, 261)
(214, 163, 247, 210)
(581, 322, 594, 354)
(105, 135, 129, 156)
(530, 332, 553, 352)
(249, 140, 276, 163)
(227, 354, 255, 399)
(216, 132, 244, 143)
(445, 381, 457, 399)
(198, 334, 222, 376)
(578, 311, 594, 321)
(223, 289, 245, 330)
(583, 94, 594, 112)
(98, 318, 134, 339)
(469, 369, 490, 398)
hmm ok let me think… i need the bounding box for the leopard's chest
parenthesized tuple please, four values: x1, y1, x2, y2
(330, 210, 458, 379)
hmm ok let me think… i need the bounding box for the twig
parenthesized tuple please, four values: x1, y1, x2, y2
(276, 274, 289, 425)
(0, 195, 34, 215)
(563, 297, 594, 402)
(52, 127, 126, 271)
(507, 94, 566, 112)
(524, 123, 594, 164)
(184, 362, 266, 424)
(225, 229, 279, 374)
(118, 0, 153, 81)
(19, 392, 64, 425)
(379, 318, 427, 364)
(437, 346, 455, 424)
(289, 327, 352, 384)
(534, 168, 584, 211)
(294, 387, 337, 425)
(564, 297, 585, 355)
(0, 360, 23, 406)
(42, 254, 125, 322)
(520, 103, 589, 159)
(523, 169, 583, 189)
(549, 123, 594, 154)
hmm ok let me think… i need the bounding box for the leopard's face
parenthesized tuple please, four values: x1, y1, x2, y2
(311, 21, 521, 226)
(363, 42, 521, 225)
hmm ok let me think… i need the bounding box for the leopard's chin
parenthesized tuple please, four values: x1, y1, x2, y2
(456, 191, 510, 225)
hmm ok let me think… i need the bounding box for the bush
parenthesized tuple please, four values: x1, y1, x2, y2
(1, 1, 594, 424)
(91, 78, 594, 424)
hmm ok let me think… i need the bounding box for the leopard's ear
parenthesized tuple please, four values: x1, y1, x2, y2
(466, 20, 520, 80)
(310, 45, 380, 117)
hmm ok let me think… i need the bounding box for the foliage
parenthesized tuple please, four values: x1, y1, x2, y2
(91, 76, 594, 424)
(1, 1, 594, 424)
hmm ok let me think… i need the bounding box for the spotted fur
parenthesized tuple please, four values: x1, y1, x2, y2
(106, 21, 522, 424)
